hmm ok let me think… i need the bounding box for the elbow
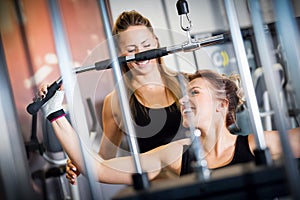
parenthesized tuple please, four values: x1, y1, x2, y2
(147, 169, 161, 181)
(141, 159, 163, 181)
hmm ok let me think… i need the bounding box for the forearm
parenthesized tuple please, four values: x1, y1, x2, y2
(51, 117, 86, 172)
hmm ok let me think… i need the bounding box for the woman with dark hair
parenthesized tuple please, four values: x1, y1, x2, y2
(40, 69, 300, 184)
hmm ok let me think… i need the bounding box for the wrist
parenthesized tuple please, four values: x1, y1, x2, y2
(42, 90, 65, 118)
(47, 109, 66, 122)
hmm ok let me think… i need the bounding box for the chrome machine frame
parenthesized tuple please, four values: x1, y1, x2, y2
(4, 0, 299, 199)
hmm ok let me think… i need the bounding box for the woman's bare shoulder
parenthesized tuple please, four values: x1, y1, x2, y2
(174, 138, 192, 146)
(104, 90, 116, 101)
(103, 90, 119, 109)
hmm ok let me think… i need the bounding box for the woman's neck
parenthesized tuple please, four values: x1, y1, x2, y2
(199, 125, 237, 169)
(131, 66, 163, 89)
(200, 125, 236, 157)
(130, 66, 176, 108)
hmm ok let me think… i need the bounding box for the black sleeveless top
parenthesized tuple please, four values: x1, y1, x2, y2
(180, 135, 255, 176)
(128, 95, 186, 153)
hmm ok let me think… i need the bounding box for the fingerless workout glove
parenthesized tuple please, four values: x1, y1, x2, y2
(42, 90, 66, 122)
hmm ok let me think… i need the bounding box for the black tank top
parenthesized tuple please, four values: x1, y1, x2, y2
(129, 95, 186, 153)
(180, 135, 255, 176)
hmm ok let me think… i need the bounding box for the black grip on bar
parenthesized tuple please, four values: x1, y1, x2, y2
(94, 58, 114, 70)
(94, 48, 168, 70)
(94, 56, 127, 70)
(134, 47, 168, 61)
(26, 81, 61, 115)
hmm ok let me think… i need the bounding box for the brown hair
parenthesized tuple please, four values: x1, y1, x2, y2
(186, 69, 244, 127)
(111, 10, 182, 117)
(112, 10, 154, 36)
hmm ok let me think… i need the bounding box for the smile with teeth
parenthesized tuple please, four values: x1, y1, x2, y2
(135, 60, 149, 65)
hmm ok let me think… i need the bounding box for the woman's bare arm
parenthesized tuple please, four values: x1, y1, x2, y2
(287, 127, 300, 158)
(97, 138, 191, 184)
(66, 91, 123, 184)
(248, 127, 300, 160)
(50, 116, 151, 184)
(99, 92, 124, 159)
(51, 116, 190, 184)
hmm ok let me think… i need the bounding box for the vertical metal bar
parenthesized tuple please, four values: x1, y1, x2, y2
(161, 0, 183, 69)
(47, 0, 101, 199)
(274, 0, 300, 107)
(224, 0, 268, 152)
(250, 0, 300, 198)
(96, 0, 147, 186)
(69, 184, 81, 200)
(171, 0, 210, 180)
(0, 35, 35, 199)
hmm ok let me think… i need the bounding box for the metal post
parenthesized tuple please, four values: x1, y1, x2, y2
(47, 0, 101, 199)
(249, 0, 300, 198)
(174, 0, 210, 180)
(96, 0, 149, 190)
(224, 0, 272, 165)
(274, 0, 300, 108)
(0, 35, 36, 199)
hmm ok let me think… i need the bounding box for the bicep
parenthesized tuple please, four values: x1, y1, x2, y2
(249, 129, 299, 160)
(249, 131, 282, 159)
(264, 129, 300, 159)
